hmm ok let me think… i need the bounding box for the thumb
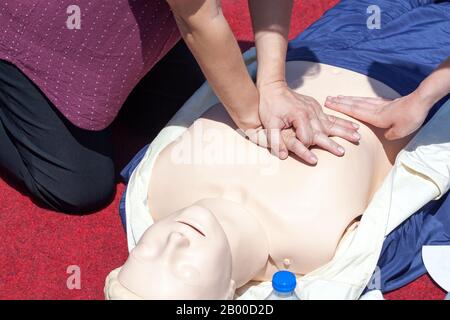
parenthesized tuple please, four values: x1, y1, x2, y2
(384, 126, 403, 140)
(267, 128, 289, 160)
(278, 136, 289, 160)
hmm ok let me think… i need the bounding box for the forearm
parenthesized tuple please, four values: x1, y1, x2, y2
(167, 0, 260, 129)
(248, 0, 293, 87)
(416, 56, 450, 111)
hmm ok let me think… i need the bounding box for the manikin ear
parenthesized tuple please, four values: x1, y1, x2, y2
(224, 279, 236, 300)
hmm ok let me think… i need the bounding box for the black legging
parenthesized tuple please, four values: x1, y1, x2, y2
(0, 41, 204, 214)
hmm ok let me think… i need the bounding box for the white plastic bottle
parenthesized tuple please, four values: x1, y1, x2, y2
(265, 270, 299, 300)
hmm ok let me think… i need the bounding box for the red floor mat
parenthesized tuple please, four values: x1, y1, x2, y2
(0, 0, 444, 300)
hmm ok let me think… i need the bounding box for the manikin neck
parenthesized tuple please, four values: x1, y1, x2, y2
(194, 198, 269, 287)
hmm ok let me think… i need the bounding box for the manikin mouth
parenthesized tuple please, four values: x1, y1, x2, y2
(177, 220, 206, 237)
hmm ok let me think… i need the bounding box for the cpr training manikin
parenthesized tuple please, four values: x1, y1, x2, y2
(104, 50, 450, 300)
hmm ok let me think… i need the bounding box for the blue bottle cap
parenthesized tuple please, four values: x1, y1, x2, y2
(272, 270, 297, 293)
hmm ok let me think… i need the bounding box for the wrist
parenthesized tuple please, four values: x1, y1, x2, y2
(234, 115, 261, 131)
(226, 98, 261, 130)
(256, 65, 287, 90)
(414, 84, 439, 112)
(232, 108, 261, 130)
(256, 78, 288, 90)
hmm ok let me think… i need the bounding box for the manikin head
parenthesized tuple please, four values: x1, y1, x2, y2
(107, 205, 236, 299)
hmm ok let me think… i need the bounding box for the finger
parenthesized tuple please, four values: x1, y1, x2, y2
(313, 133, 346, 157)
(284, 135, 318, 165)
(278, 137, 289, 160)
(326, 96, 376, 110)
(384, 127, 402, 141)
(326, 114, 360, 130)
(324, 98, 383, 126)
(244, 128, 269, 148)
(292, 118, 314, 148)
(256, 129, 269, 148)
(323, 116, 361, 142)
(309, 116, 327, 134)
(314, 101, 360, 131)
(384, 125, 414, 141)
(267, 128, 289, 160)
(329, 96, 390, 104)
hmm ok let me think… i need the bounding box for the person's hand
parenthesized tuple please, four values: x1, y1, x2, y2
(324, 91, 431, 140)
(253, 81, 361, 164)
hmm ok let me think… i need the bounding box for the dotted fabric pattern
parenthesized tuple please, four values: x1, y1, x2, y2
(0, 0, 180, 130)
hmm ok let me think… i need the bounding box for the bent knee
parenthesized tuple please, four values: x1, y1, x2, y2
(29, 168, 116, 214)
(62, 177, 116, 214)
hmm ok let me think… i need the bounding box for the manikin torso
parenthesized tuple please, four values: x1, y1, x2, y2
(147, 61, 411, 282)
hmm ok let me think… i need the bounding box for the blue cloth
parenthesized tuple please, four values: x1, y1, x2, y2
(120, 0, 450, 293)
(376, 192, 450, 292)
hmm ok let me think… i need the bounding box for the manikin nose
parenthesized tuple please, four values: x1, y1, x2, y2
(166, 232, 190, 251)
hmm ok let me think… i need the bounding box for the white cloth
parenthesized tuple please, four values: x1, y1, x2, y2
(359, 290, 385, 300)
(124, 47, 450, 299)
(422, 245, 450, 293)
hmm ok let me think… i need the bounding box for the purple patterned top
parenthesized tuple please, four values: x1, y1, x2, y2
(0, 0, 180, 130)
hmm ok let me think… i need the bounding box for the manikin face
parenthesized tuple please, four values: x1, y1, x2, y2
(118, 205, 235, 299)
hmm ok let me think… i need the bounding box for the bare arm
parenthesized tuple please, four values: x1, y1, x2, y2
(416, 56, 450, 112)
(248, 0, 293, 87)
(166, 0, 260, 130)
